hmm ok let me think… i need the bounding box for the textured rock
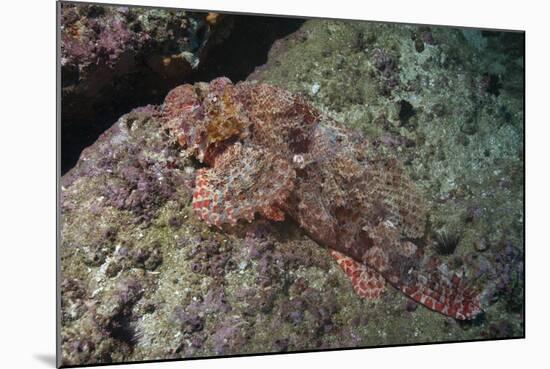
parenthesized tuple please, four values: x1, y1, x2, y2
(60, 17, 524, 366)
(60, 2, 232, 172)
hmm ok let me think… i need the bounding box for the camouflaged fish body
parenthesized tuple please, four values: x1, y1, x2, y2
(161, 77, 482, 320)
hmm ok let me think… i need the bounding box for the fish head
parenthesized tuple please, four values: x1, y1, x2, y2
(162, 77, 250, 164)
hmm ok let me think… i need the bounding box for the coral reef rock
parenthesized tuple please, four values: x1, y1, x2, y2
(60, 18, 524, 366)
(60, 2, 232, 171)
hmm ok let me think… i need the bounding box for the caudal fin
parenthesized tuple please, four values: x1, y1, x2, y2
(397, 268, 483, 320)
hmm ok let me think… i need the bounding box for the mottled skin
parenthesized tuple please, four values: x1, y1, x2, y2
(161, 77, 482, 320)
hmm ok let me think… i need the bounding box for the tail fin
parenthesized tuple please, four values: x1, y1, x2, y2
(362, 222, 483, 320)
(396, 268, 483, 320)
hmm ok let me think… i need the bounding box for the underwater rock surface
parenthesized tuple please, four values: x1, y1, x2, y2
(60, 2, 232, 172)
(60, 18, 524, 366)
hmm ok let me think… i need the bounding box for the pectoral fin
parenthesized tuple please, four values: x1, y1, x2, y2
(193, 142, 295, 228)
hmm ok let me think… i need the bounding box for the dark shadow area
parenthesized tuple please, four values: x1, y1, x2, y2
(61, 14, 304, 174)
(191, 15, 304, 82)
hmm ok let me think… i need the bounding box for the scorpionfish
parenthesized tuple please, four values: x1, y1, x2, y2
(161, 77, 483, 320)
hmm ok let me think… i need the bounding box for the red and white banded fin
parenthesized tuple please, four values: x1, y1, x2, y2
(397, 270, 482, 320)
(330, 250, 386, 300)
(359, 222, 483, 320)
(191, 143, 295, 228)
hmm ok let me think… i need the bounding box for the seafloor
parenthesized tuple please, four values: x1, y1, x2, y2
(59, 7, 524, 367)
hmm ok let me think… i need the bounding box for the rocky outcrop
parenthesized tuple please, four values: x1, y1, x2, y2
(59, 16, 524, 366)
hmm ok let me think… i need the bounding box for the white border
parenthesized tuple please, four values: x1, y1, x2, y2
(2, 0, 547, 368)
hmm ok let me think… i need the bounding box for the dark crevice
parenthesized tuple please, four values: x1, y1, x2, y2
(61, 14, 305, 174)
(483, 73, 502, 96)
(398, 99, 415, 124)
(190, 15, 304, 83)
